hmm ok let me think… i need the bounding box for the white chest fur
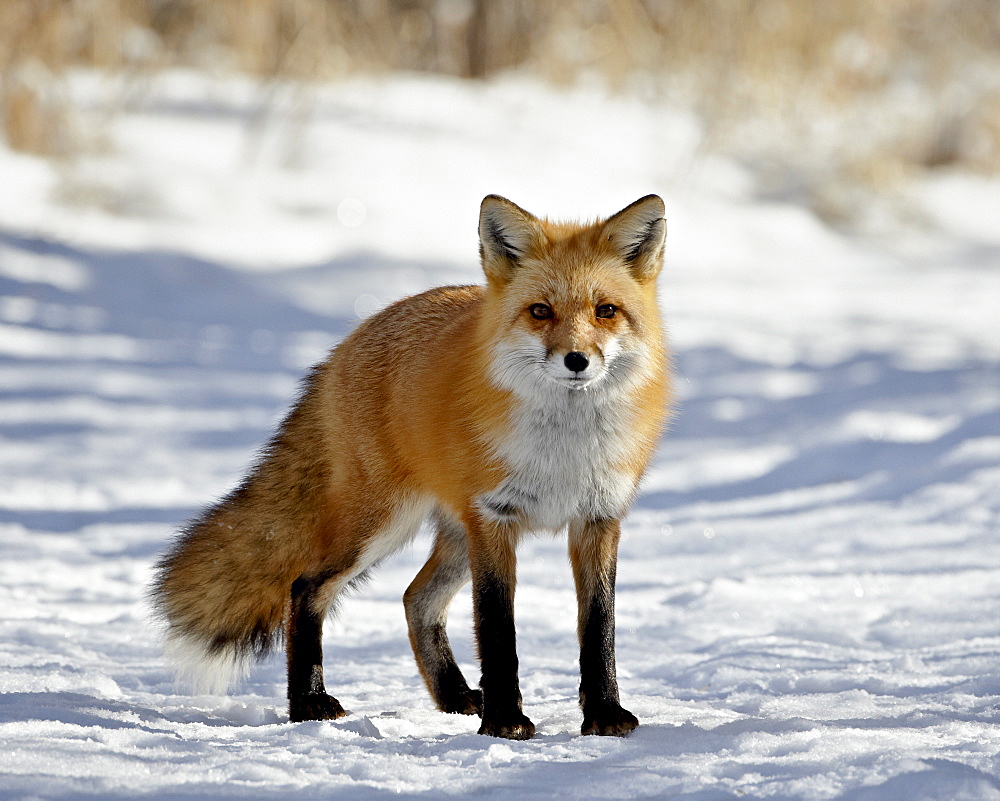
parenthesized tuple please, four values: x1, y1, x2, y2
(477, 388, 638, 530)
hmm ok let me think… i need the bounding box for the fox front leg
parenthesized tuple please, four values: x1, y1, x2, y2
(569, 517, 638, 736)
(466, 514, 535, 740)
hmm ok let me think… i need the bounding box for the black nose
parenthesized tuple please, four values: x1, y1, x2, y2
(564, 351, 590, 374)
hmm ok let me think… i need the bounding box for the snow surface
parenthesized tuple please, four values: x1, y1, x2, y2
(1, 71, 999, 800)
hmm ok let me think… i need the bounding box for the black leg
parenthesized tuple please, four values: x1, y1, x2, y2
(472, 561, 534, 740)
(419, 624, 483, 715)
(286, 574, 346, 722)
(570, 518, 638, 736)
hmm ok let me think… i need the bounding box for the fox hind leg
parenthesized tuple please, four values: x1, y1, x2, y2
(404, 514, 483, 716)
(286, 571, 347, 722)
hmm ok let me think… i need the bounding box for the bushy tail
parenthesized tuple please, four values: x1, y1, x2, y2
(150, 488, 305, 694)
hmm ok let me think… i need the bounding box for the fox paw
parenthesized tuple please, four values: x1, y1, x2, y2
(288, 692, 346, 722)
(479, 711, 535, 740)
(439, 688, 484, 717)
(581, 704, 638, 737)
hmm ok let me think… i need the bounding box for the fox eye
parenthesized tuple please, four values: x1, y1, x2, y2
(596, 304, 617, 319)
(529, 303, 553, 320)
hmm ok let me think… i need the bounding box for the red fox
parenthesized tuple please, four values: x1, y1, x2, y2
(151, 194, 671, 740)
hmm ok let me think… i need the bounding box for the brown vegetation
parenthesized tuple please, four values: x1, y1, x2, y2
(2, 1, 998, 190)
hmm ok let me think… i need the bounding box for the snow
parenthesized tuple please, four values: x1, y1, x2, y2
(1, 71, 999, 799)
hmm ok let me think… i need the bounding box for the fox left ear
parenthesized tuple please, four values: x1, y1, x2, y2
(602, 194, 666, 282)
(479, 195, 544, 283)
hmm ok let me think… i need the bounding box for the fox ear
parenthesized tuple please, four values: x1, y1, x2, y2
(602, 194, 666, 282)
(479, 195, 543, 282)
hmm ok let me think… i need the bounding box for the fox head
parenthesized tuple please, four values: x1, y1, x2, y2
(478, 194, 666, 397)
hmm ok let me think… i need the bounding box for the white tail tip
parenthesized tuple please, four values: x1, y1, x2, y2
(163, 633, 250, 696)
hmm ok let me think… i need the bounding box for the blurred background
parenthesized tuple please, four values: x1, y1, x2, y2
(2, 0, 999, 226)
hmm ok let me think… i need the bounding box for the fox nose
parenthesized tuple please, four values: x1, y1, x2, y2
(564, 351, 590, 374)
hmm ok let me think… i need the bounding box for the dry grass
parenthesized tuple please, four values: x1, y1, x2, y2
(2, 0, 999, 205)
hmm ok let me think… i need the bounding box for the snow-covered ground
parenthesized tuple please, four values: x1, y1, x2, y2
(1, 72, 999, 800)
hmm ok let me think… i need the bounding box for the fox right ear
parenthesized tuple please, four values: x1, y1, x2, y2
(602, 194, 667, 283)
(479, 195, 542, 282)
